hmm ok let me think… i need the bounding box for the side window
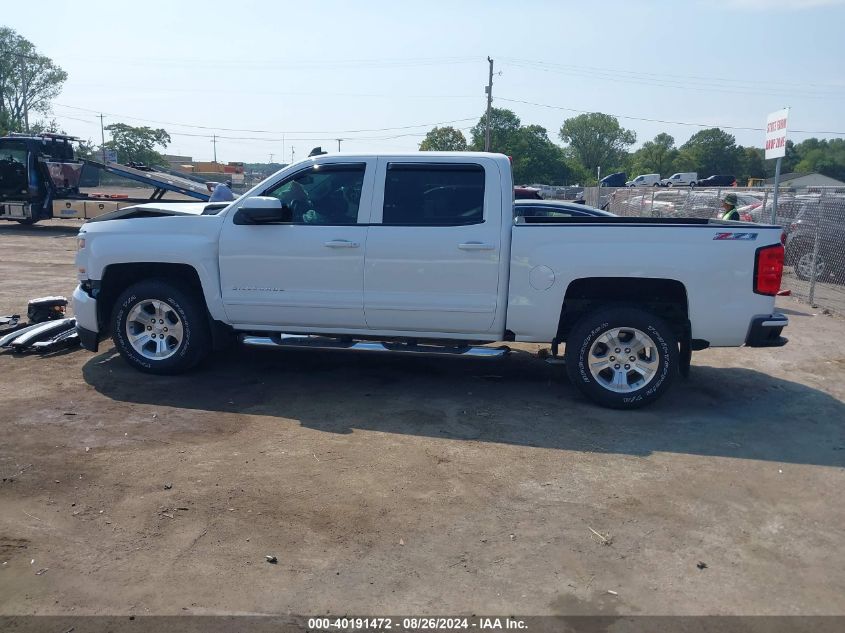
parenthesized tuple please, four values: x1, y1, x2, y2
(263, 164, 366, 225)
(383, 164, 485, 226)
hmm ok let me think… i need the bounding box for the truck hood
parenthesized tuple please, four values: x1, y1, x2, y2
(85, 201, 229, 222)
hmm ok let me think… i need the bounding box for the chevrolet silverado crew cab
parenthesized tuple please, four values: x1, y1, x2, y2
(73, 152, 788, 409)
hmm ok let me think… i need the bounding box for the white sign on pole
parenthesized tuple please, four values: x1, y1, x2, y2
(765, 108, 789, 159)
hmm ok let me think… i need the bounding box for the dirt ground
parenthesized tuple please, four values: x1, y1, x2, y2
(0, 220, 844, 617)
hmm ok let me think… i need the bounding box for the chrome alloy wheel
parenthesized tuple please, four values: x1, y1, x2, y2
(125, 299, 184, 360)
(588, 327, 660, 393)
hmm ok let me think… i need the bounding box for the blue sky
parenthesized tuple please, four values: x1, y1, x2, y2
(6, 0, 845, 163)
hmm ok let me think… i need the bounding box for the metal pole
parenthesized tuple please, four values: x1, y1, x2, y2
(771, 156, 782, 224)
(484, 57, 493, 152)
(336, 138, 342, 152)
(99, 114, 107, 163)
(19, 54, 29, 133)
(212, 134, 217, 163)
(808, 201, 821, 305)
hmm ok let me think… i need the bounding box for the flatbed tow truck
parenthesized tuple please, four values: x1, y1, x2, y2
(0, 132, 211, 224)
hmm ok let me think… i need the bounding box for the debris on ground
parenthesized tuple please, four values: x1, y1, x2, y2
(265, 555, 277, 564)
(163, 483, 172, 490)
(589, 527, 613, 546)
(35, 568, 48, 576)
(0, 297, 79, 354)
(607, 590, 618, 596)
(697, 561, 708, 570)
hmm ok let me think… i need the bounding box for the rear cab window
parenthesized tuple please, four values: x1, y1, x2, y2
(382, 163, 485, 226)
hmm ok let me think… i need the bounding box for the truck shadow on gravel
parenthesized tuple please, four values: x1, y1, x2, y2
(82, 346, 845, 468)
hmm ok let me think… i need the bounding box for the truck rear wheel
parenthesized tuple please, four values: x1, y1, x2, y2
(112, 280, 210, 374)
(565, 306, 678, 409)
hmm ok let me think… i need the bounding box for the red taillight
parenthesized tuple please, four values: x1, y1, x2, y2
(754, 244, 785, 296)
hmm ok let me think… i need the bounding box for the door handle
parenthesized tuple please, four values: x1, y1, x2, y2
(324, 240, 359, 248)
(458, 242, 495, 251)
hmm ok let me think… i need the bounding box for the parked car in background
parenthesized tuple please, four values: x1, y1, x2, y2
(695, 174, 737, 187)
(599, 172, 627, 187)
(626, 173, 661, 187)
(514, 186, 543, 200)
(784, 198, 845, 282)
(660, 172, 698, 187)
(514, 199, 615, 221)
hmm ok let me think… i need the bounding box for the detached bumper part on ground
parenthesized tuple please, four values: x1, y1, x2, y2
(746, 313, 789, 347)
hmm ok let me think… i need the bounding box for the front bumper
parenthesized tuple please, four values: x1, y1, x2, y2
(745, 313, 788, 347)
(72, 285, 100, 352)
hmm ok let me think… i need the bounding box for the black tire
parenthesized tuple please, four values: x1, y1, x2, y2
(112, 279, 210, 374)
(15, 218, 38, 226)
(565, 306, 678, 409)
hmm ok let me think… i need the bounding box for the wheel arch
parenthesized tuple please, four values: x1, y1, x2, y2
(98, 263, 205, 336)
(557, 277, 690, 343)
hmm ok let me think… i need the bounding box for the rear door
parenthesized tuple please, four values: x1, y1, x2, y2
(363, 159, 503, 334)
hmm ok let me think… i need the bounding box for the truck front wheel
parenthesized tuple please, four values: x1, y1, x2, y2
(112, 280, 210, 374)
(565, 307, 678, 409)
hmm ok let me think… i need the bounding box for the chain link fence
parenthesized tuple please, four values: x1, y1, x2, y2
(580, 185, 845, 316)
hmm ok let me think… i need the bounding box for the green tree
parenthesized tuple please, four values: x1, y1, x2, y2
(509, 124, 570, 185)
(469, 107, 521, 152)
(738, 146, 766, 184)
(794, 138, 845, 182)
(630, 133, 678, 177)
(104, 123, 171, 166)
(419, 126, 467, 151)
(0, 27, 68, 132)
(558, 113, 636, 174)
(674, 128, 740, 177)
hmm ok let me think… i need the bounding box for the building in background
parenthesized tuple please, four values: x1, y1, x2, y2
(765, 172, 845, 189)
(163, 154, 245, 185)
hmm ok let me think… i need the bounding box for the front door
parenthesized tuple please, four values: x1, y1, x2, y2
(363, 159, 503, 335)
(219, 161, 374, 329)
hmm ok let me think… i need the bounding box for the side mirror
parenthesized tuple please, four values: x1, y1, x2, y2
(233, 197, 293, 225)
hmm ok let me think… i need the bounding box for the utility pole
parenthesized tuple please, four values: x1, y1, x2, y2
(336, 138, 343, 152)
(291, 147, 295, 163)
(99, 114, 107, 162)
(19, 53, 29, 133)
(269, 153, 274, 164)
(211, 134, 218, 163)
(484, 56, 494, 152)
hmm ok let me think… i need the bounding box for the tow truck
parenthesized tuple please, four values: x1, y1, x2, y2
(0, 132, 211, 225)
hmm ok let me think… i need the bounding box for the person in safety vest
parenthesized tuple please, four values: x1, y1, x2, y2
(720, 192, 740, 221)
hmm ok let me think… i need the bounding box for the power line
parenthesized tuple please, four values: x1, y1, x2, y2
(498, 57, 845, 92)
(58, 55, 483, 71)
(496, 97, 845, 136)
(497, 58, 845, 99)
(52, 103, 477, 134)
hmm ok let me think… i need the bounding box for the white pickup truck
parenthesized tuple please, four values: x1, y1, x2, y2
(73, 152, 788, 409)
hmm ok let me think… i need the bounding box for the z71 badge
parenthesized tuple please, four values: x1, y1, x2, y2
(713, 232, 758, 240)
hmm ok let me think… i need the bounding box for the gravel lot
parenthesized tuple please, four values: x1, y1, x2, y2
(1, 220, 844, 617)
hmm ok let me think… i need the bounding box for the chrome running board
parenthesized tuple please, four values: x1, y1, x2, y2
(241, 333, 509, 359)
